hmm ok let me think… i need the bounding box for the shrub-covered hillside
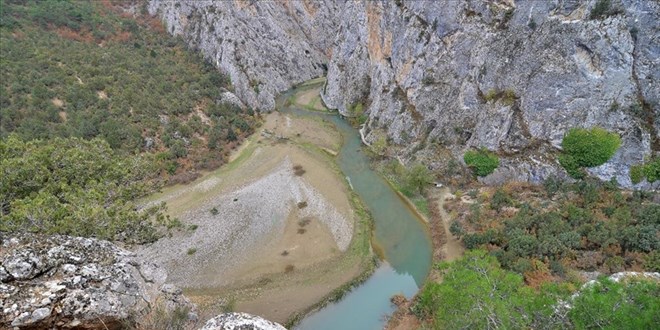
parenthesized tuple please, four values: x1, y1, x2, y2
(411, 178, 659, 330)
(0, 0, 258, 242)
(0, 0, 257, 178)
(448, 180, 659, 281)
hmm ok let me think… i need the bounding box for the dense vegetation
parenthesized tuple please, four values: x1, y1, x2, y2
(420, 176, 660, 329)
(630, 157, 660, 184)
(463, 148, 499, 177)
(0, 0, 257, 178)
(416, 250, 659, 330)
(0, 0, 258, 241)
(0, 135, 177, 243)
(448, 179, 658, 280)
(379, 160, 434, 216)
(559, 127, 621, 179)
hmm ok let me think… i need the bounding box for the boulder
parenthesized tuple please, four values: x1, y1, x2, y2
(0, 233, 195, 329)
(200, 313, 286, 330)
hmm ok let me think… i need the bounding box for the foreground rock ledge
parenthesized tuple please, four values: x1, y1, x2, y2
(0, 233, 194, 329)
(201, 313, 286, 330)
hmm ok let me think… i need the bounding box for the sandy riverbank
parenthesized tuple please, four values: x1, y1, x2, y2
(137, 89, 372, 324)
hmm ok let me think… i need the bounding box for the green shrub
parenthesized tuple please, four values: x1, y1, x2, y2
(561, 127, 621, 168)
(559, 127, 620, 178)
(464, 148, 499, 177)
(491, 188, 513, 211)
(0, 135, 169, 243)
(630, 158, 659, 184)
(630, 164, 644, 184)
(642, 158, 660, 182)
(590, 0, 614, 20)
(569, 277, 660, 329)
(403, 163, 433, 195)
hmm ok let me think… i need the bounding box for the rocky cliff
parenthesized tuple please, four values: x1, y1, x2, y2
(149, 0, 659, 188)
(323, 0, 659, 189)
(147, 0, 343, 111)
(0, 233, 195, 329)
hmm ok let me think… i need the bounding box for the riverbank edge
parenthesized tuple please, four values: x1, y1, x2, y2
(280, 89, 378, 329)
(283, 189, 379, 328)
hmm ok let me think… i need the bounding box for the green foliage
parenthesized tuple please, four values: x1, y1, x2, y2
(370, 135, 387, 157)
(0, 135, 174, 243)
(455, 181, 659, 275)
(569, 277, 660, 329)
(348, 103, 367, 126)
(558, 154, 585, 179)
(0, 0, 256, 172)
(491, 188, 512, 211)
(464, 148, 499, 177)
(560, 127, 621, 174)
(590, 0, 615, 20)
(630, 158, 660, 184)
(417, 252, 660, 330)
(416, 250, 566, 329)
(403, 163, 433, 195)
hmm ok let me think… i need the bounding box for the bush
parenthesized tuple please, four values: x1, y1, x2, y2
(630, 158, 660, 184)
(559, 127, 620, 178)
(590, 0, 614, 20)
(491, 188, 513, 211)
(561, 127, 621, 168)
(630, 165, 644, 184)
(464, 148, 499, 177)
(569, 277, 660, 329)
(403, 163, 433, 195)
(0, 135, 169, 243)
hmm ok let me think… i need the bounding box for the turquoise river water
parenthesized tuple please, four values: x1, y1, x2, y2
(280, 82, 433, 330)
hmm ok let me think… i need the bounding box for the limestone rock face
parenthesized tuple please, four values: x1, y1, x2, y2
(323, 0, 659, 189)
(150, 0, 659, 188)
(200, 313, 286, 330)
(0, 233, 195, 329)
(147, 0, 343, 111)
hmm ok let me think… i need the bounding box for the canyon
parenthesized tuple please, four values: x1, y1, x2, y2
(148, 0, 659, 189)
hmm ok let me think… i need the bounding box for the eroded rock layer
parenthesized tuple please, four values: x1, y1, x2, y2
(150, 0, 659, 188)
(0, 233, 194, 329)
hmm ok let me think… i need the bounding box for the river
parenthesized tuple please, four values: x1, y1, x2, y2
(280, 80, 433, 330)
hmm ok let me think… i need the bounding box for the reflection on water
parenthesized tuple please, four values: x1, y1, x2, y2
(281, 82, 433, 330)
(295, 263, 417, 330)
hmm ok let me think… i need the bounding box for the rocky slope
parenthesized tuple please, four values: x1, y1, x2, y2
(0, 233, 195, 329)
(323, 0, 659, 189)
(149, 0, 659, 188)
(147, 0, 342, 111)
(201, 313, 286, 330)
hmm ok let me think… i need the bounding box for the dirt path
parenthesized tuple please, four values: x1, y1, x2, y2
(387, 187, 464, 330)
(434, 187, 464, 261)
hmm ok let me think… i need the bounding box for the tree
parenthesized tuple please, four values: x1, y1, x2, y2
(0, 135, 173, 243)
(569, 277, 660, 329)
(403, 163, 433, 195)
(416, 250, 564, 329)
